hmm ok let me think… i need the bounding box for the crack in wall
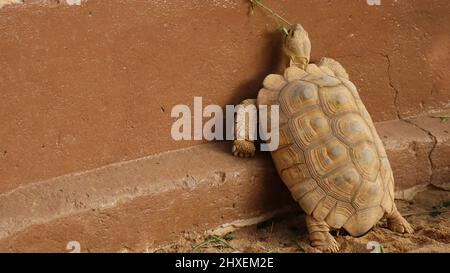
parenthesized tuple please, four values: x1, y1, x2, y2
(335, 51, 401, 120)
(382, 53, 402, 120)
(381, 52, 438, 188)
(402, 119, 438, 185)
(336, 52, 443, 122)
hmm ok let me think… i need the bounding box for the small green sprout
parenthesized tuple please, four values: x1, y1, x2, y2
(267, 248, 278, 253)
(430, 206, 443, 217)
(192, 235, 239, 251)
(223, 233, 235, 241)
(432, 115, 450, 122)
(295, 241, 307, 253)
(429, 201, 450, 217)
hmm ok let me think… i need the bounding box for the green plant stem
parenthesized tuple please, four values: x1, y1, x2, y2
(192, 238, 215, 251)
(250, 0, 292, 26)
(210, 235, 240, 252)
(432, 115, 450, 122)
(192, 235, 239, 252)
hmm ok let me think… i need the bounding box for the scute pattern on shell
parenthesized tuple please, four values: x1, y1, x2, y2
(257, 65, 394, 236)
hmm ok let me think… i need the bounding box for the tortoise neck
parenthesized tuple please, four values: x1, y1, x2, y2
(289, 56, 309, 70)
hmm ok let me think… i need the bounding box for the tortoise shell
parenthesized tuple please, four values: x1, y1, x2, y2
(257, 63, 395, 236)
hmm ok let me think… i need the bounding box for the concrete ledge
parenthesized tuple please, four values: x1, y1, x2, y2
(411, 116, 450, 190)
(0, 116, 448, 252)
(379, 114, 449, 198)
(377, 119, 434, 198)
(0, 143, 293, 252)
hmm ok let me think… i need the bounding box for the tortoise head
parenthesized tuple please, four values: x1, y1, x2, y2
(283, 24, 311, 70)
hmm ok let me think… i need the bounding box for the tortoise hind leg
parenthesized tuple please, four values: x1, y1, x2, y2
(386, 206, 414, 234)
(306, 215, 340, 253)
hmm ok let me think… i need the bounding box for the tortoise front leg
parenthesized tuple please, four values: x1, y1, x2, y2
(232, 99, 257, 158)
(306, 215, 340, 253)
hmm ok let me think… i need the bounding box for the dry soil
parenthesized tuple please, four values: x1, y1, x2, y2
(153, 186, 450, 253)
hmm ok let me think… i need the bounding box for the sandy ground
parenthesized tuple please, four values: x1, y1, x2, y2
(153, 186, 450, 253)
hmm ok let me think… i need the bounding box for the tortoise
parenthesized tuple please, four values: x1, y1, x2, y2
(232, 24, 413, 252)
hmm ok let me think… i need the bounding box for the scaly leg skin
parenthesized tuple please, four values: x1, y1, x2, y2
(232, 99, 257, 158)
(319, 57, 349, 79)
(387, 206, 414, 234)
(306, 215, 340, 253)
(232, 140, 256, 158)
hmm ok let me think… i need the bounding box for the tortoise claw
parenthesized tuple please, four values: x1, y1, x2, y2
(232, 140, 256, 158)
(387, 209, 414, 234)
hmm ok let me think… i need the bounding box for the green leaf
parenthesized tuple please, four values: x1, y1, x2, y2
(247, 0, 292, 26)
(430, 206, 442, 217)
(295, 241, 306, 253)
(432, 115, 450, 122)
(279, 27, 289, 37)
(223, 234, 235, 241)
